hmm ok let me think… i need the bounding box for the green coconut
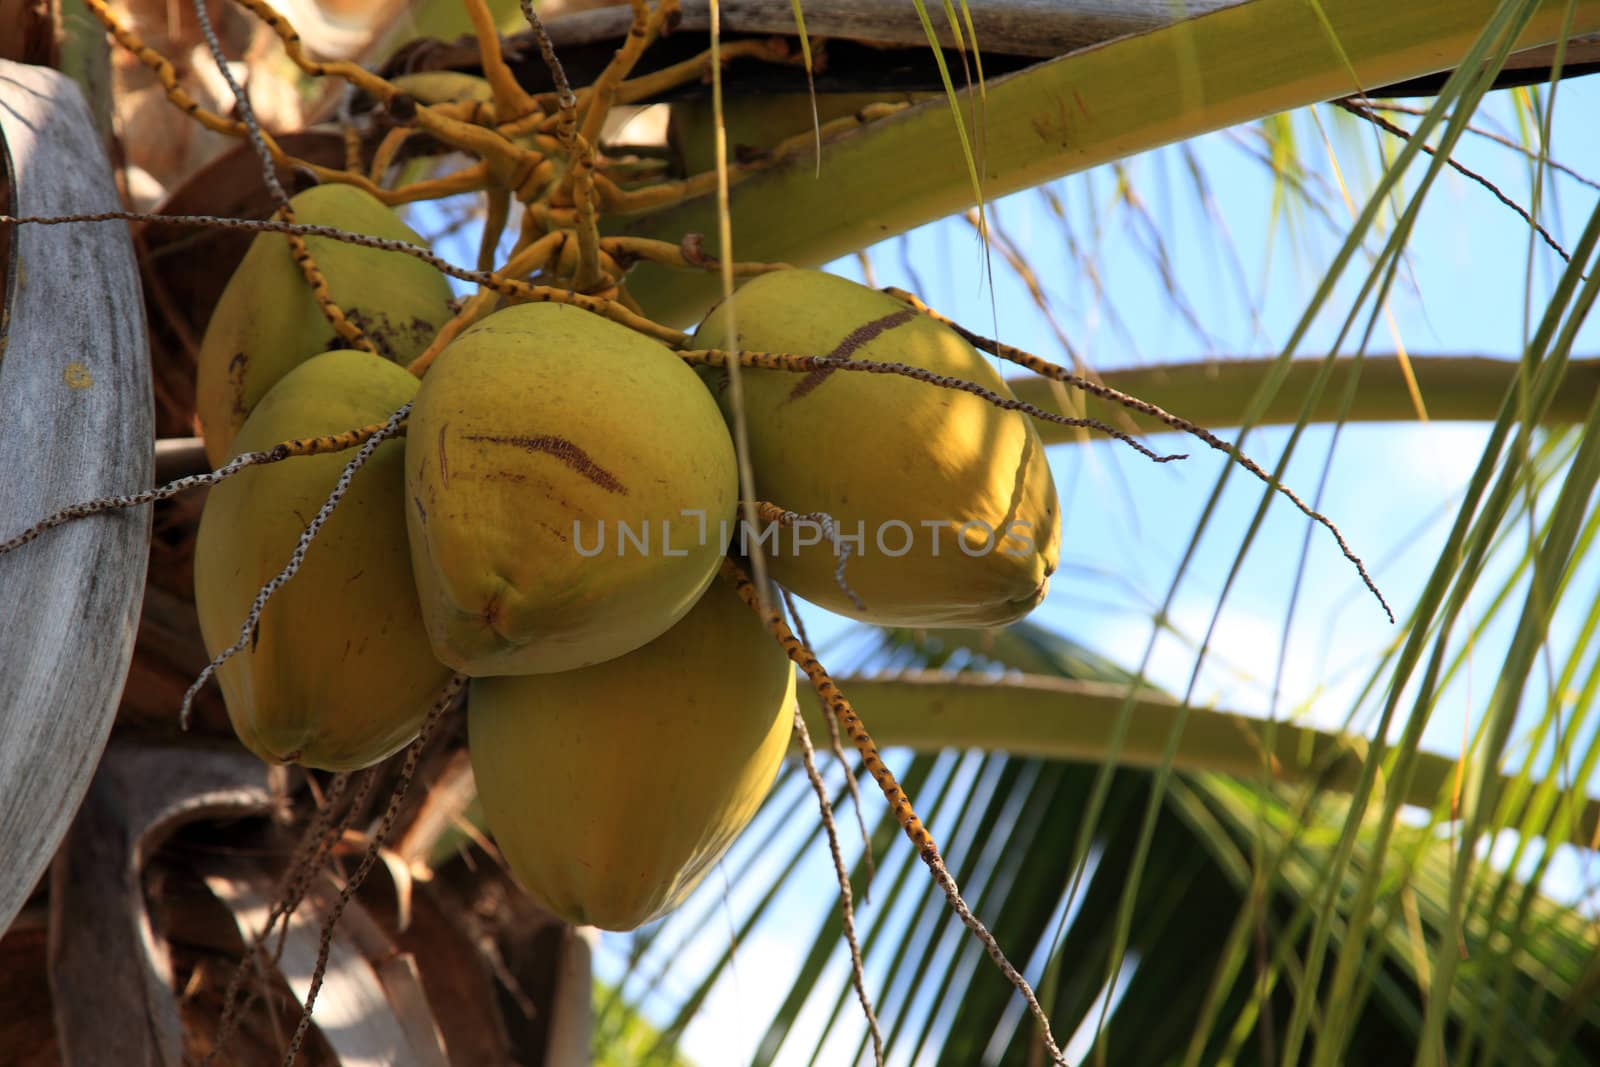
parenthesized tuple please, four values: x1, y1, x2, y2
(195, 182, 455, 465)
(693, 269, 1060, 626)
(193, 350, 451, 770)
(405, 301, 738, 675)
(468, 578, 795, 931)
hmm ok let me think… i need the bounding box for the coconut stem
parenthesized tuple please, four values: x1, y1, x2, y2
(721, 558, 1067, 1065)
(780, 586, 876, 893)
(791, 703, 884, 1065)
(0, 417, 402, 561)
(679, 347, 1187, 464)
(885, 286, 1395, 623)
(279, 673, 465, 1067)
(206, 770, 371, 1065)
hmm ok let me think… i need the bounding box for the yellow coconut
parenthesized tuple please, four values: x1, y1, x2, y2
(468, 577, 795, 931)
(193, 350, 452, 770)
(692, 269, 1060, 626)
(195, 182, 456, 466)
(405, 301, 737, 676)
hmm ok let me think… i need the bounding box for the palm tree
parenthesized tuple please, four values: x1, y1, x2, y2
(2, 1, 1599, 1064)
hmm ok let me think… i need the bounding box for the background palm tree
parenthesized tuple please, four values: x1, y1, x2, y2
(4, 1, 1600, 1064)
(586, 5, 1600, 1063)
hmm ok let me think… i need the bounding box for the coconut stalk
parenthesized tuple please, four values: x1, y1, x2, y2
(618, 0, 1600, 326)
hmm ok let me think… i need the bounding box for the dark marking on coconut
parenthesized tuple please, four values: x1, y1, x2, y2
(464, 433, 628, 495)
(228, 352, 249, 416)
(346, 308, 400, 360)
(407, 315, 435, 345)
(481, 587, 503, 632)
(787, 309, 917, 401)
(438, 424, 450, 489)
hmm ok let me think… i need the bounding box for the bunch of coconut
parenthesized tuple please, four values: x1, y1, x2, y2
(190, 186, 1059, 931)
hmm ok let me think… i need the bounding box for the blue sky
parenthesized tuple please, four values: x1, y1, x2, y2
(806, 81, 1600, 745)
(419, 71, 1600, 1064)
